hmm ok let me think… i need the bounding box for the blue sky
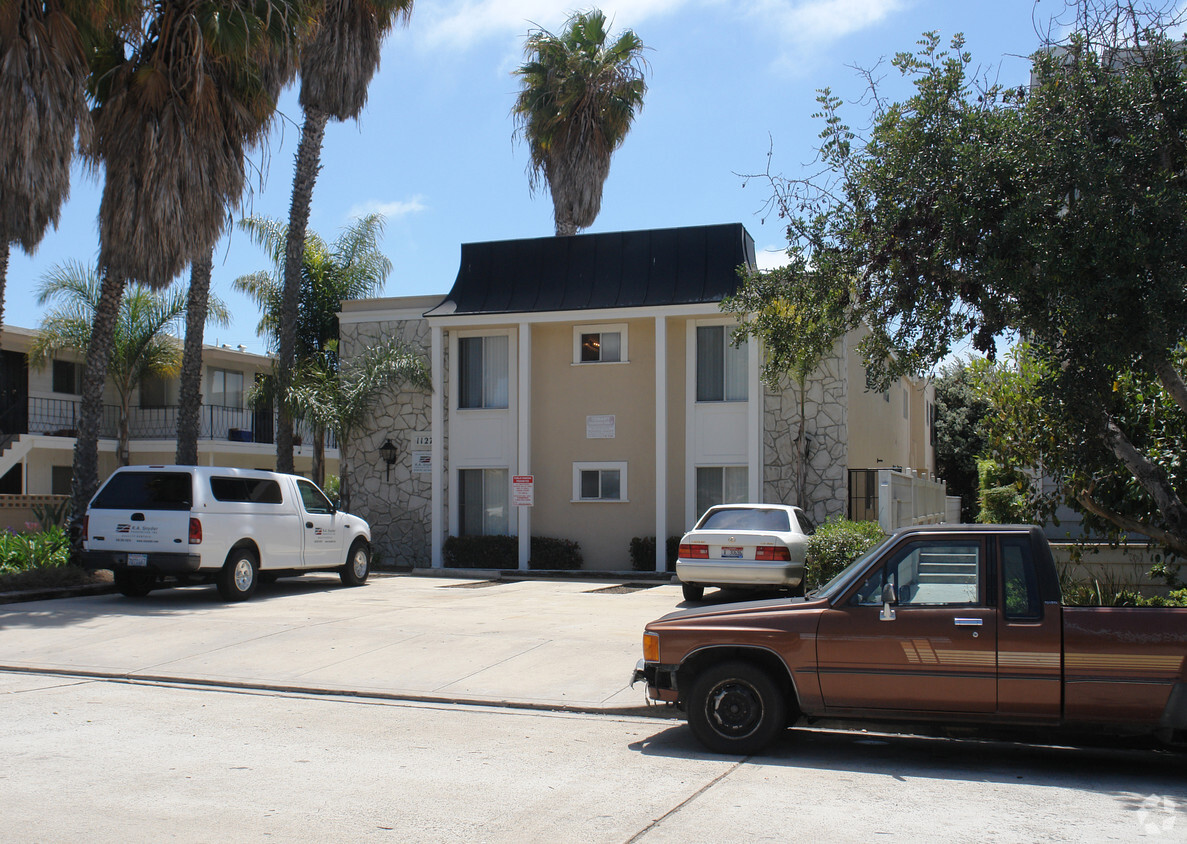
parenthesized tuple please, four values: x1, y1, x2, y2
(8, 0, 1071, 354)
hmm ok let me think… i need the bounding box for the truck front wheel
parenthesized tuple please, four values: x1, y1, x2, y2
(687, 660, 785, 755)
(217, 549, 259, 601)
(340, 540, 370, 586)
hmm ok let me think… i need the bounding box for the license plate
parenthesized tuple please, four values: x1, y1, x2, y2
(721, 547, 743, 559)
(127, 553, 148, 567)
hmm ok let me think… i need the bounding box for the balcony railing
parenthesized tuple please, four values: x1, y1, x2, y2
(19, 397, 335, 448)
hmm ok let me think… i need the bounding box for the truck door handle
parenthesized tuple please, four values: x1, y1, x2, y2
(306, 522, 313, 528)
(954, 618, 983, 627)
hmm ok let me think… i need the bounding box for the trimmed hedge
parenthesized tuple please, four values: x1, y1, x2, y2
(443, 535, 583, 570)
(804, 517, 885, 588)
(629, 536, 680, 571)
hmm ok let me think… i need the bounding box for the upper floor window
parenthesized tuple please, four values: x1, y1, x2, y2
(458, 335, 508, 409)
(210, 369, 244, 409)
(140, 374, 177, 408)
(52, 360, 82, 395)
(574, 324, 627, 364)
(696, 325, 747, 402)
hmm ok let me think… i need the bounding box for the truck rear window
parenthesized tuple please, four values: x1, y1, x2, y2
(210, 477, 283, 504)
(91, 472, 192, 511)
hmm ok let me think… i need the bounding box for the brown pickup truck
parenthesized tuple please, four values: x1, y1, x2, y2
(633, 524, 1187, 754)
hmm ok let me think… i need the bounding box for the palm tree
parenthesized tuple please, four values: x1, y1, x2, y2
(235, 213, 392, 485)
(287, 338, 429, 513)
(512, 9, 648, 236)
(0, 2, 119, 343)
(31, 260, 228, 466)
(70, 2, 309, 535)
(276, 0, 415, 474)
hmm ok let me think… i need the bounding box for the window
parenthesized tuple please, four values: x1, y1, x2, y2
(696, 466, 748, 516)
(51, 465, 72, 496)
(850, 541, 982, 607)
(91, 471, 192, 511)
(574, 324, 626, 363)
(1001, 538, 1042, 619)
(52, 360, 82, 395)
(696, 325, 747, 402)
(296, 479, 334, 514)
(573, 462, 627, 502)
(210, 369, 244, 409)
(210, 477, 283, 504)
(140, 374, 177, 408)
(458, 469, 508, 536)
(458, 335, 508, 409)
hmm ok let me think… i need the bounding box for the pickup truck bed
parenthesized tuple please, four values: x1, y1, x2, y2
(634, 524, 1187, 754)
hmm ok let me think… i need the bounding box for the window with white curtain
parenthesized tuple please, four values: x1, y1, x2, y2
(696, 325, 747, 402)
(696, 466, 749, 517)
(457, 468, 509, 536)
(209, 369, 244, 408)
(458, 335, 509, 409)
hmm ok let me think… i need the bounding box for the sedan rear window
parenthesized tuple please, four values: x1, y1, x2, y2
(210, 477, 283, 504)
(91, 472, 192, 511)
(699, 508, 791, 532)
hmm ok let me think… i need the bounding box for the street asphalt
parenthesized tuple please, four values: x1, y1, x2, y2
(0, 572, 689, 716)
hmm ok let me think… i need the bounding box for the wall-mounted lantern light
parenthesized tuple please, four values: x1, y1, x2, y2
(379, 438, 398, 481)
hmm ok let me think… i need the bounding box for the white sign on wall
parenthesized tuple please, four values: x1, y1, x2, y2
(586, 414, 616, 439)
(411, 452, 432, 474)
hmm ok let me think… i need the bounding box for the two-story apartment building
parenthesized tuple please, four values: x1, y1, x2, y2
(339, 223, 942, 572)
(0, 325, 335, 497)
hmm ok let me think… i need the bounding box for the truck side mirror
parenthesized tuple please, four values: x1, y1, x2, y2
(880, 582, 897, 622)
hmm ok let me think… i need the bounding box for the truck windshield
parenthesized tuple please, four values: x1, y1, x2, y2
(91, 472, 192, 511)
(808, 534, 895, 601)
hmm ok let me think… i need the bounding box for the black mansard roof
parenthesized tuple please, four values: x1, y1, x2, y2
(433, 223, 756, 316)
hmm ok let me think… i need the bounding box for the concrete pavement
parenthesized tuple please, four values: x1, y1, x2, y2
(0, 572, 687, 715)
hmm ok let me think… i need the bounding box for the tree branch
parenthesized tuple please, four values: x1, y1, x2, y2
(1100, 412, 1187, 537)
(1153, 355, 1187, 418)
(1075, 490, 1187, 557)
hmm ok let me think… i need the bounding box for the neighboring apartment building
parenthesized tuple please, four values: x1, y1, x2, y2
(0, 325, 336, 496)
(339, 223, 941, 572)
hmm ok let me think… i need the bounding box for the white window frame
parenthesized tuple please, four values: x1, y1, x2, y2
(572, 461, 628, 503)
(455, 330, 511, 410)
(572, 323, 628, 365)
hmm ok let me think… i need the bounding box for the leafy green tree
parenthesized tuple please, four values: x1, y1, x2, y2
(235, 213, 392, 485)
(31, 260, 228, 466)
(933, 361, 990, 522)
(276, 0, 414, 475)
(741, 1, 1187, 555)
(513, 9, 648, 236)
(723, 254, 849, 507)
(69, 1, 309, 538)
(287, 338, 429, 513)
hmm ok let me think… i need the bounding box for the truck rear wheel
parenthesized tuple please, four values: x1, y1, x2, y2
(687, 660, 785, 755)
(340, 540, 370, 586)
(217, 549, 259, 601)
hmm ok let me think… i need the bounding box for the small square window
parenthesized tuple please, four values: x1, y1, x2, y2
(573, 462, 627, 502)
(52, 360, 82, 395)
(574, 324, 627, 364)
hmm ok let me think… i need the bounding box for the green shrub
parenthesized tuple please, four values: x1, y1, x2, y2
(629, 536, 679, 571)
(0, 526, 71, 575)
(528, 537, 583, 570)
(976, 459, 1029, 524)
(804, 517, 885, 588)
(443, 535, 583, 570)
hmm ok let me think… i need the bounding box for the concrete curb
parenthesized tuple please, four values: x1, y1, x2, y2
(0, 664, 679, 721)
(0, 582, 115, 605)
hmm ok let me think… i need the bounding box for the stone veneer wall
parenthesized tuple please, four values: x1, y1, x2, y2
(340, 318, 435, 567)
(762, 336, 848, 525)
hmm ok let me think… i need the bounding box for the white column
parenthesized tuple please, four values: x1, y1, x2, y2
(430, 324, 444, 568)
(518, 322, 531, 571)
(654, 316, 667, 572)
(748, 332, 762, 502)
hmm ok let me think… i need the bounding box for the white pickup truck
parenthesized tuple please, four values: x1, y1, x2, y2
(82, 465, 371, 601)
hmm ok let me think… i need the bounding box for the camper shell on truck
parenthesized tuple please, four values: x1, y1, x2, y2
(82, 465, 371, 601)
(633, 524, 1187, 754)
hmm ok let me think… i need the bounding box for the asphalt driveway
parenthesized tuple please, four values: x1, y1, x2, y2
(0, 573, 684, 714)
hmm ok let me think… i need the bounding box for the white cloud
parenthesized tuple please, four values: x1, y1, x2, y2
(347, 196, 428, 220)
(748, 0, 909, 50)
(755, 244, 789, 271)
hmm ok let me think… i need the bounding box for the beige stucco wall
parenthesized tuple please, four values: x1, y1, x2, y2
(529, 319, 659, 570)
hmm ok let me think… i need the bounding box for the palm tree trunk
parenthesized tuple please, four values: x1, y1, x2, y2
(0, 243, 8, 344)
(312, 427, 325, 488)
(176, 253, 213, 465)
(70, 269, 127, 552)
(117, 399, 131, 466)
(278, 106, 329, 474)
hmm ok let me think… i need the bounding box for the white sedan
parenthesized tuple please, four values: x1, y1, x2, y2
(675, 504, 815, 602)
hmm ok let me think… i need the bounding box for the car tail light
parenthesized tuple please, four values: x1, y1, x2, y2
(82, 515, 89, 543)
(755, 546, 791, 562)
(679, 543, 709, 559)
(189, 518, 202, 545)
